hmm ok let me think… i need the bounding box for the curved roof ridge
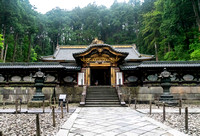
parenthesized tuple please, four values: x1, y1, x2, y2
(73, 44, 129, 56)
(53, 47, 60, 59)
(131, 46, 141, 57)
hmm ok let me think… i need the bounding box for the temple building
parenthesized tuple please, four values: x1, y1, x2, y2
(0, 39, 200, 106)
(41, 39, 154, 87)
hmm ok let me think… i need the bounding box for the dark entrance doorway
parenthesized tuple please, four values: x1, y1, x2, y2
(91, 67, 110, 85)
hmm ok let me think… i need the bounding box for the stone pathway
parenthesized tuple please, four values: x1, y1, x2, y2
(57, 107, 187, 136)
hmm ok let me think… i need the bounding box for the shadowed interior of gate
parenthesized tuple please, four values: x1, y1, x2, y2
(90, 67, 110, 85)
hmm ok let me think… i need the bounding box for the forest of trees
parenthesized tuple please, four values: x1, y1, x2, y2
(0, 0, 199, 62)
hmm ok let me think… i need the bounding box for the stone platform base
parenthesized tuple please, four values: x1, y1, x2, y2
(28, 101, 49, 108)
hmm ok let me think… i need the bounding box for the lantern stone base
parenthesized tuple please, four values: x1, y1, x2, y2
(28, 100, 49, 108)
(159, 83, 178, 105)
(32, 92, 45, 101)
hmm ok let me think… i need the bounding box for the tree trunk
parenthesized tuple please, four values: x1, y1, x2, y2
(3, 44, 8, 63)
(1, 28, 6, 60)
(155, 43, 158, 61)
(191, 0, 200, 31)
(164, 44, 166, 54)
(27, 35, 31, 62)
(168, 42, 171, 52)
(12, 33, 18, 62)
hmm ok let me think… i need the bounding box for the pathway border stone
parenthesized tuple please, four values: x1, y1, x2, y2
(56, 108, 81, 136)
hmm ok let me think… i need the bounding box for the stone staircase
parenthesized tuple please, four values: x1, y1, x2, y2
(85, 86, 121, 107)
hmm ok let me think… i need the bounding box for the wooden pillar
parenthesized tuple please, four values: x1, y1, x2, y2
(163, 103, 166, 122)
(61, 101, 63, 118)
(36, 114, 40, 136)
(85, 67, 90, 86)
(52, 106, 56, 127)
(111, 67, 119, 87)
(185, 107, 188, 132)
(149, 100, 152, 115)
(43, 100, 45, 113)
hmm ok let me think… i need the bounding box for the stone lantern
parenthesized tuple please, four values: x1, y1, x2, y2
(159, 68, 176, 104)
(32, 69, 45, 101)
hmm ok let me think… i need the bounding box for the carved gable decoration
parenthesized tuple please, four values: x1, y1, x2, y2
(73, 44, 128, 67)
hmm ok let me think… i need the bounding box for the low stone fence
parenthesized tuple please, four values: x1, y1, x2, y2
(0, 87, 83, 104)
(119, 86, 200, 103)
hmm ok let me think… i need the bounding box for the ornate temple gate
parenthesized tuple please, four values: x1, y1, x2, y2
(79, 65, 120, 86)
(73, 45, 128, 87)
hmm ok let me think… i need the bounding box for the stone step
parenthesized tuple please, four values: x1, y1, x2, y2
(87, 90, 115, 93)
(84, 86, 121, 107)
(87, 97, 118, 99)
(86, 98, 118, 100)
(87, 95, 118, 97)
(86, 100, 119, 102)
(88, 87, 115, 90)
(86, 98, 119, 100)
(87, 92, 117, 94)
(84, 105, 121, 107)
(85, 102, 120, 105)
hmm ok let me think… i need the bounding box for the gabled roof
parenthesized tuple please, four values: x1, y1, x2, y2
(41, 44, 154, 62)
(0, 62, 81, 70)
(114, 45, 154, 61)
(119, 61, 200, 70)
(139, 61, 200, 68)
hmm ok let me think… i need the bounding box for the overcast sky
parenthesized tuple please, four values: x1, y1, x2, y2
(29, 0, 131, 14)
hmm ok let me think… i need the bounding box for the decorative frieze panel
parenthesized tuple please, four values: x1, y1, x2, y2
(0, 75, 5, 82)
(147, 74, 158, 81)
(46, 74, 56, 82)
(63, 76, 74, 83)
(11, 76, 21, 82)
(183, 74, 194, 81)
(127, 76, 138, 82)
(23, 76, 34, 82)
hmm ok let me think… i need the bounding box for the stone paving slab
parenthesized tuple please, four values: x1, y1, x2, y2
(57, 107, 187, 136)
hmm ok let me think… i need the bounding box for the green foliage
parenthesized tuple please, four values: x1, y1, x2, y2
(190, 49, 200, 60)
(189, 42, 200, 60)
(34, 45, 42, 59)
(0, 0, 199, 62)
(0, 34, 3, 49)
(30, 48, 37, 62)
(142, 10, 162, 50)
(164, 44, 190, 61)
(138, 0, 198, 61)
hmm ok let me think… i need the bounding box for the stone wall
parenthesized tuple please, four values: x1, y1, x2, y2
(0, 86, 83, 104)
(170, 87, 200, 100)
(1, 86, 200, 104)
(120, 86, 200, 102)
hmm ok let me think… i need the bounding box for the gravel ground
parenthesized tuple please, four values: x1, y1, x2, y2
(0, 104, 199, 135)
(0, 105, 79, 136)
(0, 113, 71, 136)
(130, 104, 200, 136)
(148, 113, 200, 136)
